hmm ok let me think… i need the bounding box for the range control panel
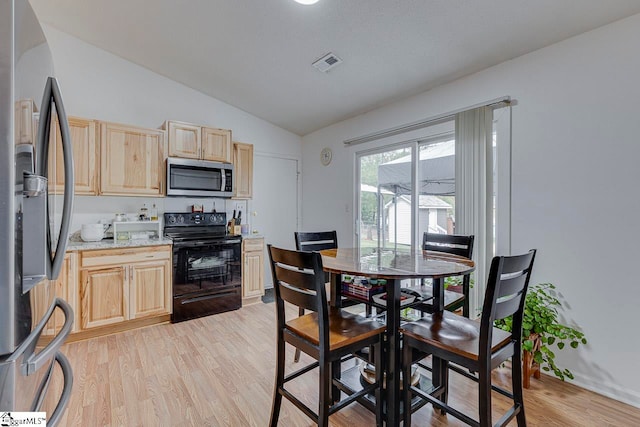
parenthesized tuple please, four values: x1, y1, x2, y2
(164, 212, 227, 227)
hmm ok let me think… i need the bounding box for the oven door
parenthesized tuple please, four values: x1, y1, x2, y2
(172, 239, 242, 322)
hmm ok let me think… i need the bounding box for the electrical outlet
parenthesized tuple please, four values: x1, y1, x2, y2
(234, 202, 243, 212)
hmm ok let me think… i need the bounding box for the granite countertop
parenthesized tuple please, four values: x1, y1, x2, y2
(67, 236, 173, 251)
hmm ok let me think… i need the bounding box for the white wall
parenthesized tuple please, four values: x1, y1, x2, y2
(301, 14, 640, 407)
(41, 26, 302, 234)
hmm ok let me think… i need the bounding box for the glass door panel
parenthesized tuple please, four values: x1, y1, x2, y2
(357, 146, 412, 252)
(416, 137, 456, 243)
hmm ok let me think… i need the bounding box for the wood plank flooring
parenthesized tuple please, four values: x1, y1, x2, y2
(43, 301, 640, 426)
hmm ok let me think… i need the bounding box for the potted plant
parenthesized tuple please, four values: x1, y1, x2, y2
(494, 283, 587, 387)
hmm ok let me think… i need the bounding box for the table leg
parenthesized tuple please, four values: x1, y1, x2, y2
(386, 278, 401, 427)
(330, 272, 341, 308)
(330, 272, 342, 402)
(431, 277, 446, 404)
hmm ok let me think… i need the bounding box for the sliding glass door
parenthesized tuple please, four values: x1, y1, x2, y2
(356, 128, 457, 252)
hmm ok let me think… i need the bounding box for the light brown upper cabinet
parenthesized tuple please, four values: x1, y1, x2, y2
(202, 127, 232, 163)
(15, 99, 36, 145)
(233, 141, 253, 199)
(48, 117, 100, 195)
(100, 122, 166, 196)
(164, 120, 232, 163)
(165, 120, 201, 159)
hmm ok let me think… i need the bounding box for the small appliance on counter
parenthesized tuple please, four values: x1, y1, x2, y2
(80, 223, 108, 242)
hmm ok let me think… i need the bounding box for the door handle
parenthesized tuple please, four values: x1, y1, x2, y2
(48, 352, 73, 427)
(24, 298, 74, 375)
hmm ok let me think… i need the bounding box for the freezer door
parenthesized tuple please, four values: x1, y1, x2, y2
(0, 298, 73, 421)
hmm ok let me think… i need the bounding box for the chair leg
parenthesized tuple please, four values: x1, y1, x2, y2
(512, 348, 527, 426)
(478, 365, 492, 427)
(269, 333, 285, 427)
(319, 357, 331, 427)
(374, 340, 384, 427)
(403, 339, 412, 426)
(440, 359, 450, 415)
(294, 307, 304, 363)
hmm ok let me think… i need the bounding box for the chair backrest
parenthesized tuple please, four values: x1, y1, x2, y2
(295, 231, 338, 252)
(479, 249, 537, 356)
(267, 244, 330, 336)
(422, 232, 474, 259)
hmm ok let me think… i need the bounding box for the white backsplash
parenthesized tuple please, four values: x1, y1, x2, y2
(58, 195, 249, 236)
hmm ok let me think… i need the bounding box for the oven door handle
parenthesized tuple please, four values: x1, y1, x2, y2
(172, 238, 242, 247)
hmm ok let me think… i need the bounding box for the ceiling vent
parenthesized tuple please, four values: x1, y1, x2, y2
(312, 53, 343, 73)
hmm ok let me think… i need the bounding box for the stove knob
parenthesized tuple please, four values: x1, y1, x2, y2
(167, 215, 176, 224)
(177, 215, 184, 224)
(209, 215, 216, 222)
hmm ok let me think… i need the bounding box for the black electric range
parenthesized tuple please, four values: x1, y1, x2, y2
(164, 213, 242, 322)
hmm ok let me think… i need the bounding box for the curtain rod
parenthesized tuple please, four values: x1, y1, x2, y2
(343, 96, 511, 146)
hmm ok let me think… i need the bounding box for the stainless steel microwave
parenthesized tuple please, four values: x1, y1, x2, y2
(166, 157, 234, 197)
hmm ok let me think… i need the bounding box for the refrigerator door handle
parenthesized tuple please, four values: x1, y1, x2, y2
(23, 297, 74, 375)
(30, 351, 74, 427)
(48, 352, 73, 427)
(48, 77, 74, 280)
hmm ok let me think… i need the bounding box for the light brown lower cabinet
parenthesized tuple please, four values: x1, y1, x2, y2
(242, 237, 264, 305)
(29, 252, 79, 336)
(80, 265, 128, 329)
(79, 245, 172, 333)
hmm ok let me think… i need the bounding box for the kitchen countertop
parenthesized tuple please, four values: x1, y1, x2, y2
(67, 236, 173, 251)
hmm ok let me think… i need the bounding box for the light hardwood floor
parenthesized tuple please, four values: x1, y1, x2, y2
(44, 301, 640, 426)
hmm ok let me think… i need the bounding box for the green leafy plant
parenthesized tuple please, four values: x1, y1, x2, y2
(494, 283, 587, 381)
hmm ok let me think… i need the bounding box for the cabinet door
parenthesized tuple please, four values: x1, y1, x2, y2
(52, 253, 79, 333)
(166, 121, 201, 159)
(80, 266, 128, 329)
(202, 127, 231, 163)
(49, 117, 99, 195)
(243, 250, 264, 299)
(15, 99, 35, 145)
(129, 260, 171, 319)
(100, 122, 166, 196)
(233, 142, 254, 199)
(29, 280, 56, 337)
(29, 252, 78, 336)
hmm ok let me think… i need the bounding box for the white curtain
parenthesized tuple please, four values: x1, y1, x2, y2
(455, 106, 493, 318)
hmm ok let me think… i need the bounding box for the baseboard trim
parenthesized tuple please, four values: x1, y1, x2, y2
(534, 370, 640, 409)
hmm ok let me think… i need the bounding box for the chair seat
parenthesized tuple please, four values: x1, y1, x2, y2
(401, 311, 512, 361)
(286, 309, 385, 351)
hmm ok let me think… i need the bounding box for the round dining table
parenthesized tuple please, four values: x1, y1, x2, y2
(320, 247, 475, 427)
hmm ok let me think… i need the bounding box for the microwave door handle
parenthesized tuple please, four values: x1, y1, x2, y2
(48, 78, 74, 280)
(221, 170, 226, 192)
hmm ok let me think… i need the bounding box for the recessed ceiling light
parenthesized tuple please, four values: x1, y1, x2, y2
(294, 0, 320, 5)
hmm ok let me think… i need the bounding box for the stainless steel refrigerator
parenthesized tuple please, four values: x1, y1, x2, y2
(1, 1, 75, 425)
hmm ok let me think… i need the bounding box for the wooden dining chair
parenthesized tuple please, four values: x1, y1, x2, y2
(268, 245, 385, 427)
(293, 231, 338, 363)
(402, 249, 536, 427)
(293, 231, 371, 362)
(415, 233, 475, 318)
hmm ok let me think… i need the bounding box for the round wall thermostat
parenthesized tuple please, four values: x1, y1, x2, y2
(320, 147, 332, 166)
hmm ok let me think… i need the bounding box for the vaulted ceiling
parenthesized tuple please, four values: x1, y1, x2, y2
(31, 0, 640, 135)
